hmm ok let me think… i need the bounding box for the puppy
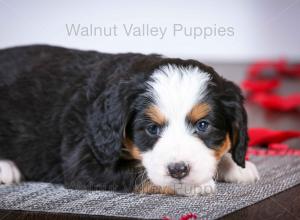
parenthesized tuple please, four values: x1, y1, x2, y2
(0, 45, 259, 196)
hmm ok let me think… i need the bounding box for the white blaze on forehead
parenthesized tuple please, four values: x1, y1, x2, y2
(147, 64, 210, 119)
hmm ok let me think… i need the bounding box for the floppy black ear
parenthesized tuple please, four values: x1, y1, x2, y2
(86, 85, 126, 166)
(221, 80, 248, 168)
(86, 75, 145, 167)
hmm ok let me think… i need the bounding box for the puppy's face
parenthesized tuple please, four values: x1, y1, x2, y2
(124, 64, 242, 189)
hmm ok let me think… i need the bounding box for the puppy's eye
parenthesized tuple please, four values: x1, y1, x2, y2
(146, 124, 161, 136)
(195, 120, 209, 133)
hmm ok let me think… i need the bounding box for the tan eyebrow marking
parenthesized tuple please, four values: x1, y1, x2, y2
(214, 133, 231, 160)
(187, 103, 211, 123)
(145, 105, 166, 125)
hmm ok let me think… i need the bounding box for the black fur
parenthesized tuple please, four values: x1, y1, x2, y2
(0, 45, 248, 192)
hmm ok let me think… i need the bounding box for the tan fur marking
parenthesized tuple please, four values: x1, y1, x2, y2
(145, 105, 166, 125)
(187, 103, 210, 123)
(233, 129, 239, 147)
(123, 138, 142, 160)
(134, 180, 175, 195)
(215, 133, 231, 160)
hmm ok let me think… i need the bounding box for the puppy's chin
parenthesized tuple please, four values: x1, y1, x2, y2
(140, 173, 217, 196)
(148, 169, 214, 189)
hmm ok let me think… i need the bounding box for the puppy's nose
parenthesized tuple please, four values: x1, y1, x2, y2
(167, 162, 189, 179)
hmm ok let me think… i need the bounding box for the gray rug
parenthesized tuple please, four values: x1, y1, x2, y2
(1, 156, 300, 219)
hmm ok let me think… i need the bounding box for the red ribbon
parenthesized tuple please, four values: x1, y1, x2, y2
(248, 128, 300, 146)
(163, 213, 197, 220)
(243, 60, 300, 157)
(250, 93, 300, 111)
(242, 79, 280, 93)
(242, 59, 300, 112)
(247, 59, 300, 78)
(247, 128, 300, 158)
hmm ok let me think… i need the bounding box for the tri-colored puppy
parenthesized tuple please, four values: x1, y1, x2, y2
(0, 45, 259, 195)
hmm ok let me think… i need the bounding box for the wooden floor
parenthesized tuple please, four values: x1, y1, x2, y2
(1, 63, 299, 220)
(222, 184, 300, 220)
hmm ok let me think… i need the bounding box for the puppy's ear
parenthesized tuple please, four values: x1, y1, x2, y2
(221, 80, 248, 168)
(86, 77, 143, 166)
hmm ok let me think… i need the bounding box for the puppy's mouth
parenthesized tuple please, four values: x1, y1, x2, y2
(168, 175, 214, 186)
(164, 168, 214, 187)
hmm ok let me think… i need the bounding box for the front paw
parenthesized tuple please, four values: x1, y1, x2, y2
(0, 160, 22, 185)
(174, 180, 216, 196)
(219, 161, 259, 184)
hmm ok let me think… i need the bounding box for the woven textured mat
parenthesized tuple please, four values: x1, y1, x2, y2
(1, 156, 300, 219)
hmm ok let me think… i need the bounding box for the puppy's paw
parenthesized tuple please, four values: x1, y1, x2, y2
(219, 161, 259, 184)
(0, 160, 22, 185)
(174, 180, 216, 196)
